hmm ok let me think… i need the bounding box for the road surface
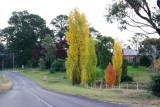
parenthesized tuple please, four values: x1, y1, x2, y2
(0, 71, 135, 107)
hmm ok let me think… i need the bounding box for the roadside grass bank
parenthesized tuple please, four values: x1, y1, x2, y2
(0, 75, 12, 93)
(4, 67, 160, 106)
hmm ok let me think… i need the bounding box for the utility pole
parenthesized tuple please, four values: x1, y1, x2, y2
(2, 58, 4, 70)
(13, 52, 14, 70)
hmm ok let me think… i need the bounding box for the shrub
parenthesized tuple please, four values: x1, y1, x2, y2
(38, 58, 46, 70)
(122, 58, 129, 75)
(153, 58, 160, 72)
(149, 74, 160, 97)
(121, 74, 133, 82)
(133, 56, 138, 68)
(140, 55, 152, 67)
(50, 58, 65, 73)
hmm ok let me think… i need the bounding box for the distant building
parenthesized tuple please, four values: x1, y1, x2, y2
(122, 49, 140, 64)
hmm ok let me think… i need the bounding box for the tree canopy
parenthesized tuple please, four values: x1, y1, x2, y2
(66, 8, 89, 85)
(98, 36, 114, 69)
(1, 10, 51, 66)
(105, 0, 160, 36)
(51, 15, 68, 42)
(140, 37, 160, 60)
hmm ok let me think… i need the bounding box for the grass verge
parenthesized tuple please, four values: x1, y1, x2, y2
(5, 68, 160, 106)
(0, 75, 12, 93)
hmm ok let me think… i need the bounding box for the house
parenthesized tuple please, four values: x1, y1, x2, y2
(122, 49, 140, 64)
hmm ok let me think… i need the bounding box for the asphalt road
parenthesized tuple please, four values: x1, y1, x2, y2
(0, 71, 135, 107)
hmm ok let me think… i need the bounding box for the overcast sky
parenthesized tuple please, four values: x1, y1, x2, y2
(0, 0, 159, 44)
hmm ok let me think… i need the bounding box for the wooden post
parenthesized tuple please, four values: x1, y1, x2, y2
(100, 84, 101, 90)
(95, 84, 96, 89)
(3, 75, 5, 83)
(106, 84, 107, 89)
(83, 82, 86, 87)
(137, 82, 138, 91)
(13, 52, 14, 70)
(86, 84, 88, 88)
(119, 84, 121, 90)
(2, 58, 4, 71)
(44, 76, 47, 81)
(127, 83, 128, 92)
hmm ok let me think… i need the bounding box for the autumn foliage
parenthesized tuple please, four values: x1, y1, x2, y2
(112, 38, 123, 84)
(105, 63, 116, 87)
(65, 8, 89, 84)
(83, 38, 97, 85)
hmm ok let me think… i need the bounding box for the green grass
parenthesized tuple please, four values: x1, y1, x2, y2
(4, 67, 160, 106)
(127, 66, 156, 83)
(96, 66, 156, 84)
(96, 67, 105, 79)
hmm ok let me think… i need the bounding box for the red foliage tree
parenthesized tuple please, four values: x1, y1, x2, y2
(31, 46, 44, 66)
(55, 40, 67, 59)
(104, 62, 116, 87)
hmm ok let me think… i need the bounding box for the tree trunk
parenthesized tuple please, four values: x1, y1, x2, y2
(156, 29, 160, 36)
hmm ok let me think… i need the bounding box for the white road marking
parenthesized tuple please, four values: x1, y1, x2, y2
(6, 72, 54, 107)
(29, 91, 53, 107)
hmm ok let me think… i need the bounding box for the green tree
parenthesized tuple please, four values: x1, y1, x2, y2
(1, 11, 51, 66)
(128, 33, 147, 50)
(122, 58, 129, 75)
(51, 15, 68, 42)
(41, 35, 56, 69)
(89, 27, 102, 40)
(140, 55, 152, 67)
(140, 38, 160, 61)
(105, 0, 160, 36)
(65, 8, 89, 85)
(82, 38, 97, 85)
(98, 36, 114, 69)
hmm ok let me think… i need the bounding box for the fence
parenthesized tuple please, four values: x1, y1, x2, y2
(59, 76, 148, 91)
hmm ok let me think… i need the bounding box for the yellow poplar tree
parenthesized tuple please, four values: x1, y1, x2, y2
(82, 38, 97, 85)
(65, 8, 89, 84)
(112, 38, 123, 84)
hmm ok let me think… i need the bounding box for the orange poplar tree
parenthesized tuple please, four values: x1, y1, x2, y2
(104, 62, 116, 87)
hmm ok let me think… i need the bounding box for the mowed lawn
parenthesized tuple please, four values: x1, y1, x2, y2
(127, 66, 155, 83)
(96, 66, 155, 84)
(4, 66, 160, 106)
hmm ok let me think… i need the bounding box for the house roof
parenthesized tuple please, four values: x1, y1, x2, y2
(123, 49, 139, 56)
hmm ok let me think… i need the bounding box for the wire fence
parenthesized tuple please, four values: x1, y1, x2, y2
(58, 76, 148, 91)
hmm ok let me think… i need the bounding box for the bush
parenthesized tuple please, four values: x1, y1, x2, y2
(122, 58, 129, 75)
(153, 58, 160, 72)
(38, 58, 46, 70)
(121, 74, 133, 82)
(149, 74, 160, 97)
(133, 56, 139, 68)
(50, 58, 65, 73)
(140, 55, 152, 67)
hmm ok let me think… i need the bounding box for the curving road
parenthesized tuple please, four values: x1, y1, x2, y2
(0, 71, 135, 107)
